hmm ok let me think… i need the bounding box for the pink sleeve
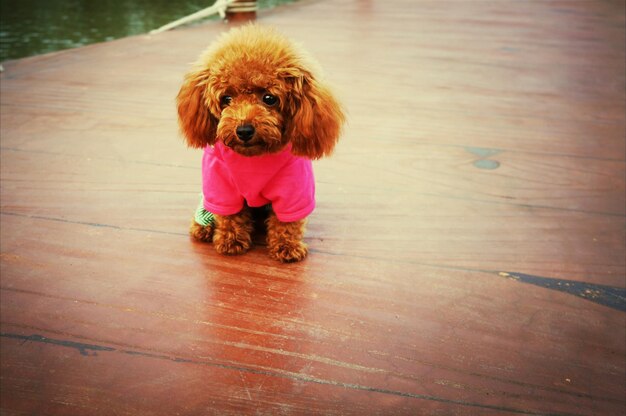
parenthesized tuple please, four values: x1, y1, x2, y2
(263, 159, 316, 222)
(202, 147, 245, 216)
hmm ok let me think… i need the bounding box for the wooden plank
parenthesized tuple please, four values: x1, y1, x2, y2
(1, 215, 624, 415)
(1, 0, 624, 415)
(2, 144, 623, 283)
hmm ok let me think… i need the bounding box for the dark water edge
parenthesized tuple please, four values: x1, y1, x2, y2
(0, 0, 297, 61)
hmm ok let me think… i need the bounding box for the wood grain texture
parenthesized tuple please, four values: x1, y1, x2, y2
(1, 0, 624, 415)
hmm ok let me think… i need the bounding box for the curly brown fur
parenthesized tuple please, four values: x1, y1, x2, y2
(177, 25, 343, 158)
(266, 212, 308, 263)
(189, 220, 214, 242)
(212, 210, 254, 256)
(178, 24, 344, 262)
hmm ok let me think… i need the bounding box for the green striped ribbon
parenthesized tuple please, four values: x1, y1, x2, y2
(194, 195, 215, 227)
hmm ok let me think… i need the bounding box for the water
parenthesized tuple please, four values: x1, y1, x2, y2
(0, 0, 296, 61)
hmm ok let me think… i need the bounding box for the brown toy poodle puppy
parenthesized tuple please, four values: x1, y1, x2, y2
(177, 24, 344, 262)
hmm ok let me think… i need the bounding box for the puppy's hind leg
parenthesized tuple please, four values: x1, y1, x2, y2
(266, 211, 308, 263)
(189, 196, 215, 242)
(190, 220, 214, 242)
(213, 209, 253, 256)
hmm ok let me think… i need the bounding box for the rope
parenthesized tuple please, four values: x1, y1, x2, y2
(149, 0, 235, 35)
(227, 1, 258, 12)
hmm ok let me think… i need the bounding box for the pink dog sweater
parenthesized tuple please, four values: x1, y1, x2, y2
(201, 142, 315, 222)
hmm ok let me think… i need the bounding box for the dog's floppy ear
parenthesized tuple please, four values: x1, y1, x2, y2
(286, 72, 345, 159)
(176, 69, 218, 149)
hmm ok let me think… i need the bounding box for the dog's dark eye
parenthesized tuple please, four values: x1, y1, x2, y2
(262, 94, 278, 106)
(220, 95, 233, 107)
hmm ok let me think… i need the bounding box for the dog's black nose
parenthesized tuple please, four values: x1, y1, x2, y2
(236, 124, 255, 142)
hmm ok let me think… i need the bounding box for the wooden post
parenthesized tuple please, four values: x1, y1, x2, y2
(226, 0, 257, 23)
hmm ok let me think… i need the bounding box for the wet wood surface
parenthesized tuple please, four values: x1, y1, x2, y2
(1, 0, 625, 414)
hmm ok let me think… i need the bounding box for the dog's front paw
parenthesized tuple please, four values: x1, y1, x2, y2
(266, 215, 308, 263)
(213, 233, 252, 256)
(212, 212, 252, 256)
(268, 241, 308, 263)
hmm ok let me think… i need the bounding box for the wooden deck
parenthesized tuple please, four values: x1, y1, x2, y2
(1, 0, 625, 414)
